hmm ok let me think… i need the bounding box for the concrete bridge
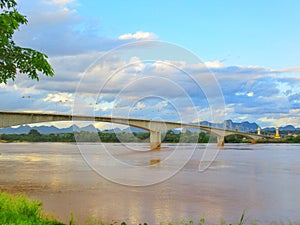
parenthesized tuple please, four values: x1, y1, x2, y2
(0, 111, 268, 149)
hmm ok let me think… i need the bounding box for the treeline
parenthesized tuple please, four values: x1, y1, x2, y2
(0, 129, 211, 143)
(224, 134, 300, 143)
(1, 129, 300, 143)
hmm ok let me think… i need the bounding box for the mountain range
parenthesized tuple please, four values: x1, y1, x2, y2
(0, 120, 299, 134)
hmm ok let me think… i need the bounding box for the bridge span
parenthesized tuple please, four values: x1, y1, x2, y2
(0, 111, 268, 149)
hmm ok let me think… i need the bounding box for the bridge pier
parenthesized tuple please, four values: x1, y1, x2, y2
(217, 136, 225, 147)
(150, 130, 161, 150)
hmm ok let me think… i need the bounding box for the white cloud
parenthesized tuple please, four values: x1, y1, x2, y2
(204, 61, 224, 68)
(135, 102, 146, 110)
(235, 91, 254, 97)
(155, 101, 168, 110)
(8, 0, 300, 129)
(118, 31, 157, 40)
(4, 9, 300, 129)
(247, 92, 254, 97)
(9, 53, 299, 127)
(278, 66, 300, 73)
(258, 116, 299, 128)
(15, 0, 121, 56)
(95, 100, 115, 112)
(43, 0, 76, 7)
(43, 93, 73, 103)
(290, 109, 300, 114)
(235, 92, 244, 96)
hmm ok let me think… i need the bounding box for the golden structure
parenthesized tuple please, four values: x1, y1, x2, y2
(274, 125, 280, 139)
(150, 159, 161, 165)
(257, 126, 261, 135)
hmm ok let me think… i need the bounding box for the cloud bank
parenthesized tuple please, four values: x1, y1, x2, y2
(2, 0, 299, 128)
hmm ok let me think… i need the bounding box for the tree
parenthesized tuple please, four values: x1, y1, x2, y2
(28, 129, 41, 136)
(0, 0, 54, 83)
(27, 129, 42, 141)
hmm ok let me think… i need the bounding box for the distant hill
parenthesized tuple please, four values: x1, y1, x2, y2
(0, 120, 299, 134)
(264, 125, 300, 131)
(192, 120, 259, 132)
(0, 124, 98, 134)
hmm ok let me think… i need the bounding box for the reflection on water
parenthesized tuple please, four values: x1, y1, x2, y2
(0, 143, 300, 224)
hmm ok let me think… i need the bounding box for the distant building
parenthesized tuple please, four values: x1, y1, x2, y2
(274, 125, 280, 139)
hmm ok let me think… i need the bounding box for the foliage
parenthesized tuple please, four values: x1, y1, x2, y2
(225, 134, 251, 143)
(0, 191, 64, 225)
(1, 129, 300, 143)
(285, 135, 300, 143)
(0, 0, 54, 83)
(0, 129, 212, 143)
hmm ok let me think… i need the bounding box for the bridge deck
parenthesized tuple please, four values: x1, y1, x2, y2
(0, 111, 271, 149)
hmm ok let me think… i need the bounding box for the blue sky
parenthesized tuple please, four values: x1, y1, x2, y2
(76, 0, 300, 68)
(1, 0, 300, 128)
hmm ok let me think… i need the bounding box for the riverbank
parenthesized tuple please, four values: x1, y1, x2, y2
(2, 191, 300, 225)
(0, 191, 64, 225)
(1, 129, 299, 143)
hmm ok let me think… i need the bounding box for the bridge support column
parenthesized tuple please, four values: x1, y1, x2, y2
(217, 136, 225, 147)
(150, 131, 161, 150)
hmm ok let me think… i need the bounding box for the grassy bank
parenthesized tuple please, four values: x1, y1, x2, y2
(0, 192, 64, 225)
(0, 192, 298, 225)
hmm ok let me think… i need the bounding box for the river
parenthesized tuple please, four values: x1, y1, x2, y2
(0, 143, 300, 224)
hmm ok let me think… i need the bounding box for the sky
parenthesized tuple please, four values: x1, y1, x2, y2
(1, 0, 300, 129)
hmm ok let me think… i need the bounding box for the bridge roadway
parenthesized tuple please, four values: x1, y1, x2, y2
(0, 111, 268, 149)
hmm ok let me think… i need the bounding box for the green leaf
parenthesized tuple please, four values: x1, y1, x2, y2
(0, 0, 54, 84)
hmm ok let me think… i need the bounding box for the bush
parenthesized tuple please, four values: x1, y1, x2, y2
(0, 192, 64, 225)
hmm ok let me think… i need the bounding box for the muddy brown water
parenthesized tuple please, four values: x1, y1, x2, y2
(0, 143, 300, 224)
